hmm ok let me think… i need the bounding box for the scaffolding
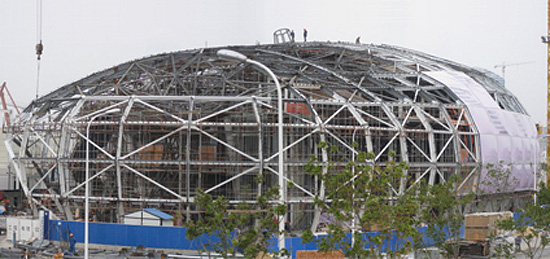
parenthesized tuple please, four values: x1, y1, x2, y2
(3, 42, 537, 232)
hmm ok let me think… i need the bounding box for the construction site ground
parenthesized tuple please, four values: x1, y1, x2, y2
(0, 234, 199, 258)
(1, 234, 550, 258)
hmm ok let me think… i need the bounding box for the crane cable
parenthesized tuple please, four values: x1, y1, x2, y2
(35, 0, 43, 99)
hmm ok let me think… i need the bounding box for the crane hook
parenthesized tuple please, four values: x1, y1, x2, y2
(35, 40, 43, 60)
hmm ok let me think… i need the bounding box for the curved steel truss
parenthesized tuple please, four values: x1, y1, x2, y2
(4, 42, 532, 231)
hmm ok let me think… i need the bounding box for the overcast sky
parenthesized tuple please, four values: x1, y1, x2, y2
(0, 0, 547, 123)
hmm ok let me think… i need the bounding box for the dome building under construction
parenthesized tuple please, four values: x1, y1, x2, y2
(4, 42, 539, 232)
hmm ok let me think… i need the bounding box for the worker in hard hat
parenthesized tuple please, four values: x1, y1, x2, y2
(68, 233, 76, 254)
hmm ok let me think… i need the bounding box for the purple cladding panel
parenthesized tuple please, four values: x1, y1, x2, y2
(426, 71, 539, 194)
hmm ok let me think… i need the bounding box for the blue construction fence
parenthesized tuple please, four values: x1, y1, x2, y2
(45, 219, 448, 258)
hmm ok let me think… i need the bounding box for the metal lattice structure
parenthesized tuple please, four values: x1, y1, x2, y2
(4, 42, 537, 232)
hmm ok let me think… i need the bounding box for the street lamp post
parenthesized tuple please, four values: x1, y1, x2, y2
(216, 49, 286, 253)
(85, 108, 119, 259)
(351, 128, 358, 246)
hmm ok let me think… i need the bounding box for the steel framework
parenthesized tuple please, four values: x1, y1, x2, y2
(4, 42, 535, 232)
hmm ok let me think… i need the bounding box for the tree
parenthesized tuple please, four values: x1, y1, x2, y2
(480, 161, 519, 195)
(494, 183, 550, 259)
(476, 161, 520, 213)
(303, 142, 422, 258)
(185, 185, 287, 259)
(418, 174, 474, 259)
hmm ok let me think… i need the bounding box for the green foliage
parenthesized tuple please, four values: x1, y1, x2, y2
(419, 174, 474, 259)
(480, 161, 519, 195)
(494, 184, 550, 259)
(301, 229, 314, 244)
(492, 239, 515, 259)
(305, 142, 488, 259)
(185, 186, 286, 259)
(305, 144, 421, 258)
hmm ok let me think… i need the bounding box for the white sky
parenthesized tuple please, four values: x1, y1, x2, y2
(0, 0, 547, 123)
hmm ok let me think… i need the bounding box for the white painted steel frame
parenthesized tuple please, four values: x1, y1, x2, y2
(3, 42, 531, 233)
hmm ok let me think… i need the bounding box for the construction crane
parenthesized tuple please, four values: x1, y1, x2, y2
(0, 82, 21, 130)
(35, 0, 43, 99)
(494, 61, 534, 84)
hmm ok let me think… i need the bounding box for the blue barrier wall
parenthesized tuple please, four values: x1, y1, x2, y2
(47, 220, 210, 250)
(45, 220, 354, 258)
(44, 214, 519, 258)
(46, 220, 444, 258)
